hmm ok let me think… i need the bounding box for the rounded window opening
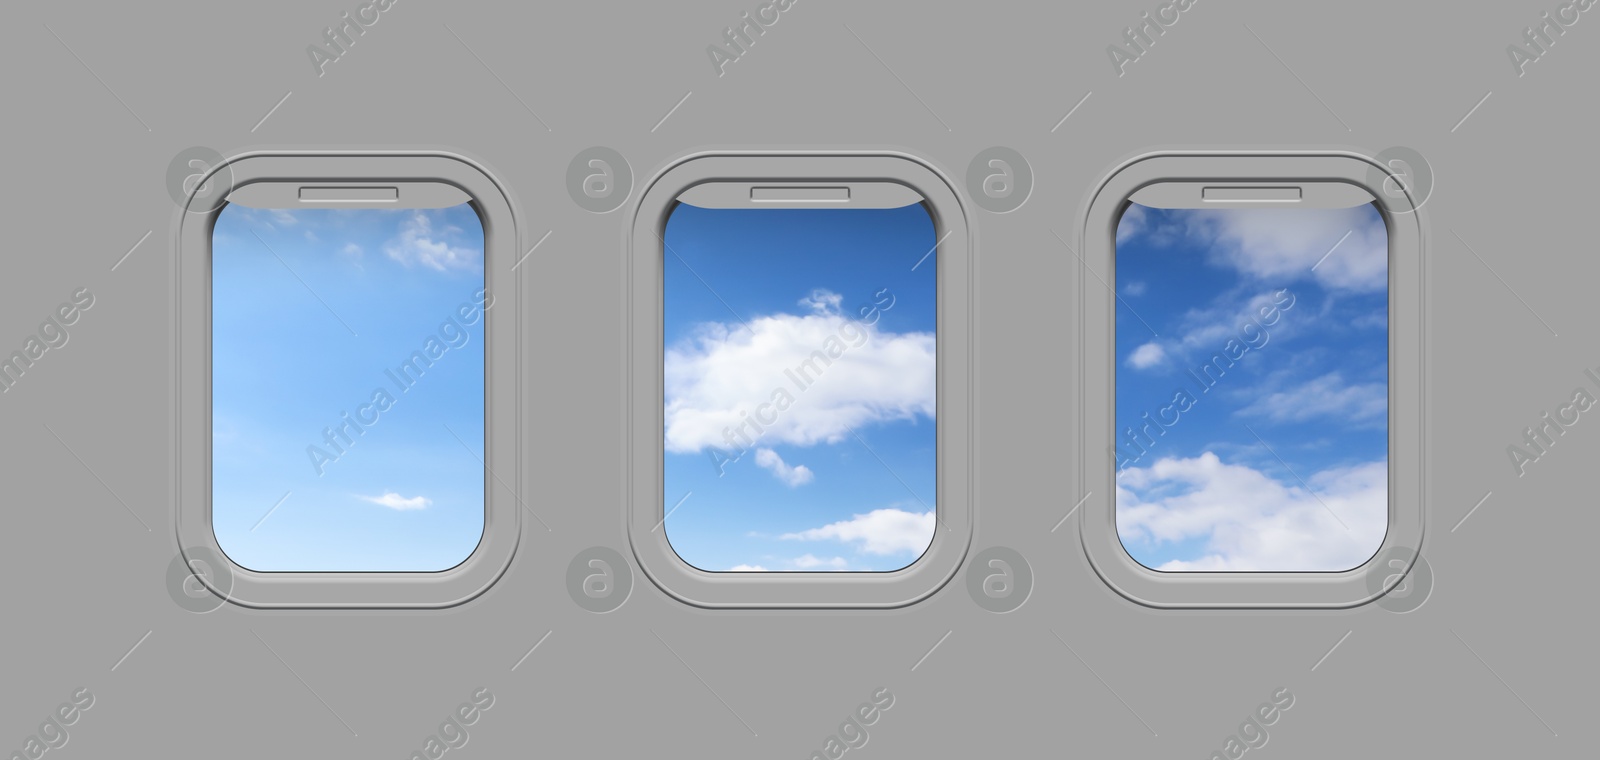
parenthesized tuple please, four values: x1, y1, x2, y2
(1112, 183, 1390, 573)
(660, 182, 939, 573)
(210, 194, 488, 572)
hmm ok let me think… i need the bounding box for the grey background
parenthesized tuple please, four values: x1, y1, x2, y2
(0, 0, 1590, 758)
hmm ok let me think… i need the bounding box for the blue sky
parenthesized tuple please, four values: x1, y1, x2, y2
(662, 203, 938, 572)
(1114, 202, 1389, 571)
(212, 203, 487, 572)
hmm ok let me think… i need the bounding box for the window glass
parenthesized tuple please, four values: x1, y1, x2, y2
(1114, 201, 1388, 571)
(211, 203, 487, 572)
(662, 201, 937, 572)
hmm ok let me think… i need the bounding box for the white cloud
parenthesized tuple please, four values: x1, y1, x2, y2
(754, 448, 814, 486)
(791, 554, 849, 570)
(1237, 372, 1386, 425)
(1127, 342, 1167, 370)
(1116, 452, 1386, 571)
(798, 289, 843, 314)
(358, 492, 432, 511)
(1123, 280, 1148, 297)
(781, 508, 935, 556)
(664, 291, 935, 453)
(383, 211, 481, 272)
(1117, 204, 1147, 244)
(342, 242, 362, 257)
(727, 564, 769, 572)
(1192, 206, 1387, 293)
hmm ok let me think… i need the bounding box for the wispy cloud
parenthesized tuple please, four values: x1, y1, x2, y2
(781, 507, 935, 556)
(358, 492, 432, 511)
(383, 211, 481, 272)
(754, 448, 814, 486)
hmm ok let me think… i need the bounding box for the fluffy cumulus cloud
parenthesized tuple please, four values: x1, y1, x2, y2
(384, 211, 480, 272)
(1116, 453, 1386, 571)
(359, 492, 432, 511)
(754, 448, 814, 487)
(781, 507, 935, 556)
(1238, 372, 1387, 425)
(1193, 206, 1387, 293)
(664, 290, 935, 453)
(1127, 341, 1167, 370)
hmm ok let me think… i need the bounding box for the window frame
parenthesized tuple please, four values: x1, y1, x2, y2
(174, 152, 522, 608)
(1079, 152, 1426, 608)
(626, 152, 972, 608)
